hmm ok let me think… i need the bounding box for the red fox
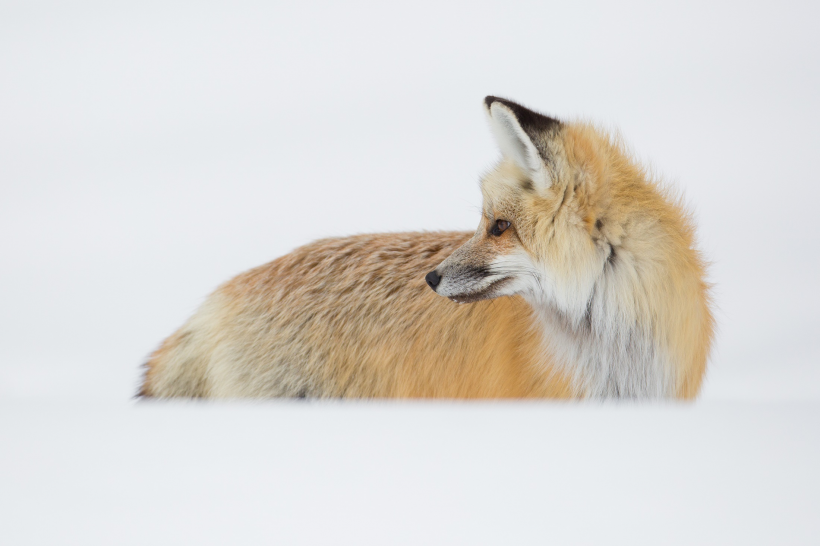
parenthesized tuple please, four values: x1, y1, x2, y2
(140, 97, 713, 400)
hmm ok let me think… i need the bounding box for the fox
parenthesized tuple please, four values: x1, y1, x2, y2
(139, 96, 714, 400)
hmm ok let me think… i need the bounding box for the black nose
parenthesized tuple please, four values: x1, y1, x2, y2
(425, 270, 441, 290)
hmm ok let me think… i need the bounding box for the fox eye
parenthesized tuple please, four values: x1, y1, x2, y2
(491, 220, 511, 236)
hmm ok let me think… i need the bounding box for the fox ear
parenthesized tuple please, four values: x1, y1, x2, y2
(484, 96, 560, 190)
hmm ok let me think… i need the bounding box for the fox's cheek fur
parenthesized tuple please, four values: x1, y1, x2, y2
(530, 230, 609, 320)
(480, 227, 608, 322)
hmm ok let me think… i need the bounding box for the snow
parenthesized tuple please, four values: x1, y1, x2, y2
(1, 0, 819, 543)
(2, 401, 818, 545)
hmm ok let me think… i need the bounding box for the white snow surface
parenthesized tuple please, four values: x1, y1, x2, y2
(2, 0, 820, 543)
(2, 401, 819, 545)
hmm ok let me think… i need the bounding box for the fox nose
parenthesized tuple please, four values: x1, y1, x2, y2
(425, 270, 442, 291)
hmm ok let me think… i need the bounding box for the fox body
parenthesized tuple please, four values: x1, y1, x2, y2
(141, 97, 713, 400)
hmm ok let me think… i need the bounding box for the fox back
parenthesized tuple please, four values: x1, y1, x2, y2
(140, 97, 713, 400)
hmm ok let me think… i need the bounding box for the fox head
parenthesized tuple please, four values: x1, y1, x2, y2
(426, 97, 713, 397)
(427, 97, 619, 321)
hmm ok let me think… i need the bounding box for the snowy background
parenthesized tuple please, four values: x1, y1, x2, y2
(1, 0, 818, 543)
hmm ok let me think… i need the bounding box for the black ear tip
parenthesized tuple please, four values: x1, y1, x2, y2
(485, 96, 520, 114)
(484, 96, 561, 131)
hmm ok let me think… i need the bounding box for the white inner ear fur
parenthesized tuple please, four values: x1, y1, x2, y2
(487, 102, 551, 190)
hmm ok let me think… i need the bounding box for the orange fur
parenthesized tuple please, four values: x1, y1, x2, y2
(141, 232, 573, 398)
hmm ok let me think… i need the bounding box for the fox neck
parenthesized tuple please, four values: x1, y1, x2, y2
(526, 289, 674, 399)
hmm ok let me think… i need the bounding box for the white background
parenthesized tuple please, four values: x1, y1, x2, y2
(1, 1, 818, 543)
